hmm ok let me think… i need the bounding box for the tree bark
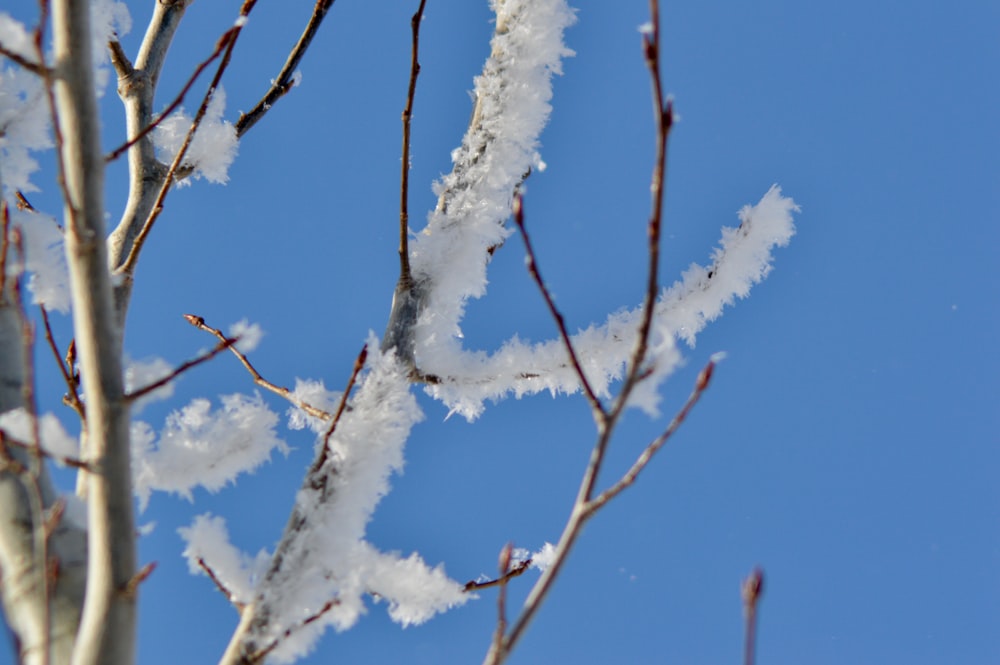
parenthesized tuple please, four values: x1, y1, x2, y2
(51, 1, 136, 664)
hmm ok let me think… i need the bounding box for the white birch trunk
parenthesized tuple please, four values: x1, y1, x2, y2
(51, 1, 136, 664)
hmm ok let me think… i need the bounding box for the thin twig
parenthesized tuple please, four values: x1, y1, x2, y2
(585, 357, 716, 515)
(183, 314, 333, 421)
(484, 4, 685, 662)
(235, 0, 337, 137)
(105, 33, 233, 163)
(197, 557, 241, 607)
(316, 345, 368, 472)
(489, 544, 514, 660)
(0, 200, 10, 301)
(513, 194, 605, 420)
(0, 431, 93, 471)
(397, 0, 427, 285)
(39, 306, 85, 420)
(742, 567, 765, 665)
(464, 555, 532, 592)
(0, 43, 50, 76)
(119, 5, 255, 277)
(14, 191, 36, 211)
(606, 2, 674, 426)
(122, 562, 157, 600)
(249, 599, 339, 664)
(125, 336, 238, 402)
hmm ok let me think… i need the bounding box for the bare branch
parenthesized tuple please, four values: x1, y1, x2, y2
(248, 599, 339, 664)
(512, 194, 605, 421)
(742, 567, 765, 665)
(183, 314, 333, 421)
(0, 43, 50, 76)
(235, 0, 338, 138)
(396, 0, 427, 286)
(124, 336, 237, 402)
(316, 345, 368, 472)
(197, 557, 241, 608)
(105, 33, 233, 163)
(490, 544, 514, 661)
(464, 554, 532, 592)
(39, 307, 85, 421)
(14, 191, 36, 211)
(585, 357, 717, 515)
(116, 26, 240, 277)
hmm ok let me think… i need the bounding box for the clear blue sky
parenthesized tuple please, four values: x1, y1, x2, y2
(3, 0, 998, 663)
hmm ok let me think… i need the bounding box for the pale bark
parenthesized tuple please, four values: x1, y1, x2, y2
(107, 0, 192, 324)
(51, 2, 135, 665)
(0, 290, 87, 665)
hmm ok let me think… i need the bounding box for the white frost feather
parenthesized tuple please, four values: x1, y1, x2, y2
(132, 392, 288, 509)
(246, 339, 466, 664)
(152, 87, 239, 185)
(422, 186, 797, 419)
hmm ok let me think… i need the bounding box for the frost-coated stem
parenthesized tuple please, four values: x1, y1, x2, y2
(51, 2, 136, 664)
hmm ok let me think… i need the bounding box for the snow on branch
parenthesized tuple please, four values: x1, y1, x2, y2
(152, 86, 239, 185)
(179, 514, 271, 606)
(231, 339, 467, 663)
(408, 0, 576, 347)
(661, 184, 799, 345)
(131, 392, 288, 509)
(4, 207, 71, 313)
(423, 186, 798, 420)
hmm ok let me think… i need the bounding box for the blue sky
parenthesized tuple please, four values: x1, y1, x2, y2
(3, 0, 998, 663)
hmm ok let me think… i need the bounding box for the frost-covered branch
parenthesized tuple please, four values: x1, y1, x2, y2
(218, 340, 466, 664)
(383, 0, 576, 369)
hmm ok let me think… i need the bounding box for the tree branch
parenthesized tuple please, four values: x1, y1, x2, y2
(124, 336, 237, 402)
(183, 314, 332, 421)
(235, 0, 338, 138)
(512, 194, 605, 421)
(51, 2, 136, 663)
(742, 567, 765, 665)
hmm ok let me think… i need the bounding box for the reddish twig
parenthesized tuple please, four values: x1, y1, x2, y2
(39, 306, 85, 420)
(236, 0, 337, 138)
(512, 194, 605, 420)
(14, 191, 35, 211)
(119, 4, 257, 277)
(742, 567, 765, 665)
(396, 0, 427, 285)
(485, 5, 692, 663)
(250, 598, 339, 663)
(316, 345, 368, 472)
(183, 314, 333, 421)
(105, 34, 234, 163)
(464, 555, 532, 592)
(125, 336, 238, 402)
(585, 357, 717, 515)
(197, 557, 241, 607)
(0, 43, 49, 76)
(122, 562, 157, 600)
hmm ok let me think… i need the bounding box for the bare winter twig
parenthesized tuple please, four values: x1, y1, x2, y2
(512, 194, 605, 420)
(742, 567, 765, 665)
(183, 314, 333, 421)
(235, 0, 337, 138)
